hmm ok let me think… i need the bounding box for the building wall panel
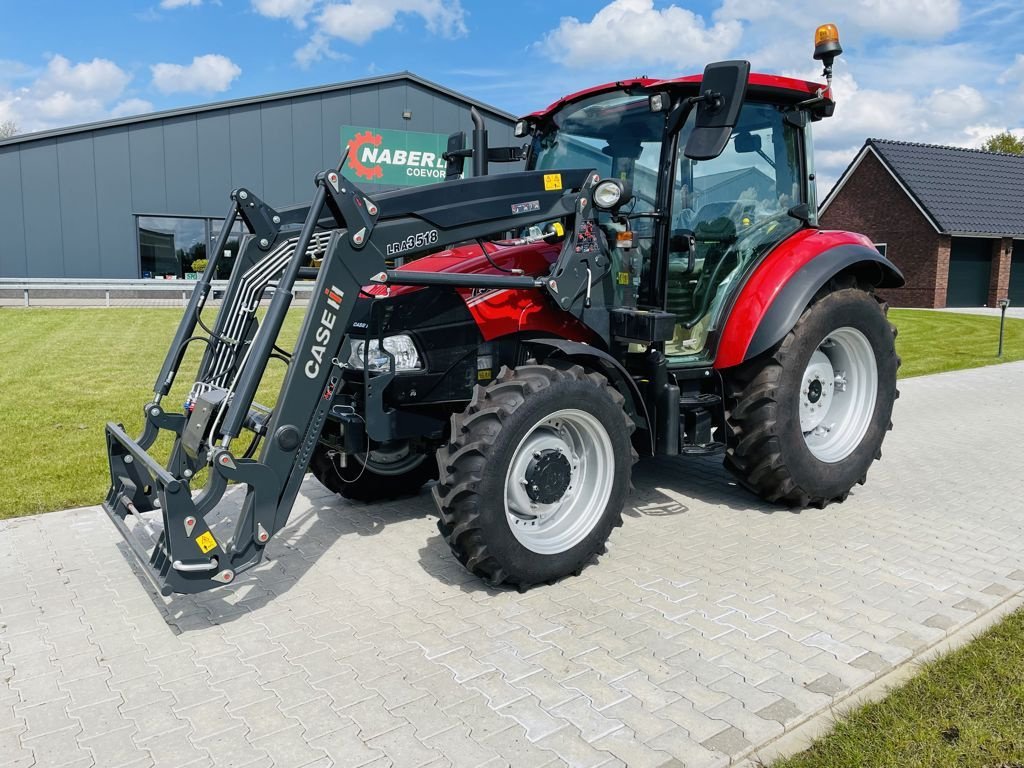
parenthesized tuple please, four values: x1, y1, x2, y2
(93, 128, 136, 277)
(197, 115, 233, 215)
(56, 136, 101, 277)
(0, 76, 514, 278)
(19, 141, 64, 277)
(162, 116, 201, 216)
(0, 148, 28, 277)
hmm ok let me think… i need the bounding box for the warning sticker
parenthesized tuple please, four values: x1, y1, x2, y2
(195, 531, 218, 554)
(543, 173, 562, 191)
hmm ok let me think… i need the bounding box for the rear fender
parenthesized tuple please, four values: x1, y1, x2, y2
(715, 231, 904, 368)
(523, 337, 654, 455)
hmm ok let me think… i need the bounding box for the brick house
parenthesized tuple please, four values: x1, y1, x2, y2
(819, 139, 1024, 308)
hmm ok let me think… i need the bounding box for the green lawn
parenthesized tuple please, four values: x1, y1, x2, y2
(773, 608, 1024, 768)
(890, 309, 1024, 378)
(0, 307, 1020, 519)
(0, 307, 300, 519)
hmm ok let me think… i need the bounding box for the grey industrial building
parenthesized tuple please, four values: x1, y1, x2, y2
(0, 72, 516, 279)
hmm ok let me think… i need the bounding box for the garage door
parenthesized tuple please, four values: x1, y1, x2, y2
(1010, 240, 1024, 305)
(947, 238, 992, 307)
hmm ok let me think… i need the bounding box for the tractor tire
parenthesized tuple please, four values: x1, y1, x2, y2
(723, 277, 899, 508)
(433, 363, 636, 589)
(310, 443, 437, 502)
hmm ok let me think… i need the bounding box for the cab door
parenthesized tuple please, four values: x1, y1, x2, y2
(661, 101, 806, 362)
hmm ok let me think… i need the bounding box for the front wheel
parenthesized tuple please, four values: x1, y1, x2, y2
(723, 279, 899, 507)
(433, 364, 636, 588)
(310, 442, 437, 502)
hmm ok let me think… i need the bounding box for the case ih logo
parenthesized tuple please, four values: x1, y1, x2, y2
(342, 125, 450, 187)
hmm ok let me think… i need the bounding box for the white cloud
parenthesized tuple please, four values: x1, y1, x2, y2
(39, 55, 131, 97)
(714, 0, 959, 40)
(294, 32, 353, 68)
(0, 54, 135, 132)
(150, 54, 241, 94)
(842, 0, 959, 39)
(252, 0, 317, 28)
(315, 0, 467, 45)
(161, 0, 202, 7)
(538, 0, 742, 69)
(110, 98, 155, 117)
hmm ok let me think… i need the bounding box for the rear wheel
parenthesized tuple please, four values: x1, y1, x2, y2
(433, 363, 635, 588)
(723, 278, 899, 507)
(310, 441, 437, 502)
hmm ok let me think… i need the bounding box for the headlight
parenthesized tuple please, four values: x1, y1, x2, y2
(593, 178, 631, 210)
(348, 334, 423, 371)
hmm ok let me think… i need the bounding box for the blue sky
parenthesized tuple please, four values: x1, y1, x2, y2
(2, 0, 1024, 189)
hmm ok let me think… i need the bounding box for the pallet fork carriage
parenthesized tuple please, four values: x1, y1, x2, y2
(105, 162, 608, 595)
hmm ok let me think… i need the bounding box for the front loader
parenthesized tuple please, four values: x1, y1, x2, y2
(104, 24, 904, 596)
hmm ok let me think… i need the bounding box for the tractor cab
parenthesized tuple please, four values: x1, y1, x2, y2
(522, 69, 829, 363)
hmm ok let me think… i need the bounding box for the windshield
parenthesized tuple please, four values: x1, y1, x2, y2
(529, 91, 665, 212)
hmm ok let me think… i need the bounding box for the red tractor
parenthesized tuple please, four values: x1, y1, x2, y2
(103, 25, 901, 595)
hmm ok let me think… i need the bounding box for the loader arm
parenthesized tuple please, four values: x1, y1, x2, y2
(103, 165, 606, 595)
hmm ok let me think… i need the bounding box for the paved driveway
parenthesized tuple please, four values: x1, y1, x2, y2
(3, 362, 1024, 768)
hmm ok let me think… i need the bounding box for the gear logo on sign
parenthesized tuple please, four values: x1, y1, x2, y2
(347, 130, 385, 181)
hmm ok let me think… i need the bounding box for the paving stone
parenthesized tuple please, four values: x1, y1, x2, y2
(534, 725, 619, 768)
(367, 722, 442, 766)
(193, 724, 270, 767)
(341, 694, 407, 740)
(79, 723, 154, 767)
(7, 363, 1024, 768)
(309, 723, 386, 767)
(850, 651, 890, 674)
(701, 724, 751, 755)
(251, 722, 329, 768)
(756, 697, 804, 726)
(425, 725, 503, 768)
(804, 673, 845, 697)
(498, 695, 568, 742)
(482, 724, 563, 766)
(20, 724, 90, 765)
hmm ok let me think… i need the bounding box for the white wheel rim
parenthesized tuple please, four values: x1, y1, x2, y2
(504, 409, 614, 555)
(799, 326, 878, 463)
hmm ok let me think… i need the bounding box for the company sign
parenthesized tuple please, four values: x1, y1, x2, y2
(341, 125, 451, 187)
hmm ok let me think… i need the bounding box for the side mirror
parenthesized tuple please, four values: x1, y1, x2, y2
(734, 132, 761, 154)
(684, 60, 751, 161)
(444, 131, 466, 180)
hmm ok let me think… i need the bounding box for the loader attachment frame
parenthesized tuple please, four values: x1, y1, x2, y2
(104, 164, 606, 595)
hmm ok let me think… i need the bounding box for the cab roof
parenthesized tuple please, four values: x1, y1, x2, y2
(526, 73, 824, 120)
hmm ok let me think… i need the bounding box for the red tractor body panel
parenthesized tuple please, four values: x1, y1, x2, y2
(365, 240, 599, 344)
(713, 229, 877, 369)
(528, 73, 824, 120)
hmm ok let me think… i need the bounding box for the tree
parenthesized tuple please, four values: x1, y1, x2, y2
(982, 131, 1024, 154)
(0, 120, 17, 139)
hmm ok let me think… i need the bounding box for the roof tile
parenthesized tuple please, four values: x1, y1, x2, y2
(867, 138, 1024, 236)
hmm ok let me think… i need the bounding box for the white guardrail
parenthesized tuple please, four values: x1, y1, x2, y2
(0, 278, 317, 307)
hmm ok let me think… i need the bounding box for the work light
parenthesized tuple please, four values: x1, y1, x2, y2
(592, 179, 630, 210)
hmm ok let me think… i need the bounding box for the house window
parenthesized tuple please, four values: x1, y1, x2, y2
(874, 243, 888, 258)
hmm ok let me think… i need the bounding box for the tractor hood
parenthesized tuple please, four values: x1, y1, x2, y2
(363, 238, 561, 298)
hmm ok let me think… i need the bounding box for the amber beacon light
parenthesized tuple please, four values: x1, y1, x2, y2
(813, 23, 843, 85)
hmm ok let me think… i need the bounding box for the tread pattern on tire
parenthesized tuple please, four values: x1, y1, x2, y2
(723, 276, 901, 509)
(433, 362, 636, 588)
